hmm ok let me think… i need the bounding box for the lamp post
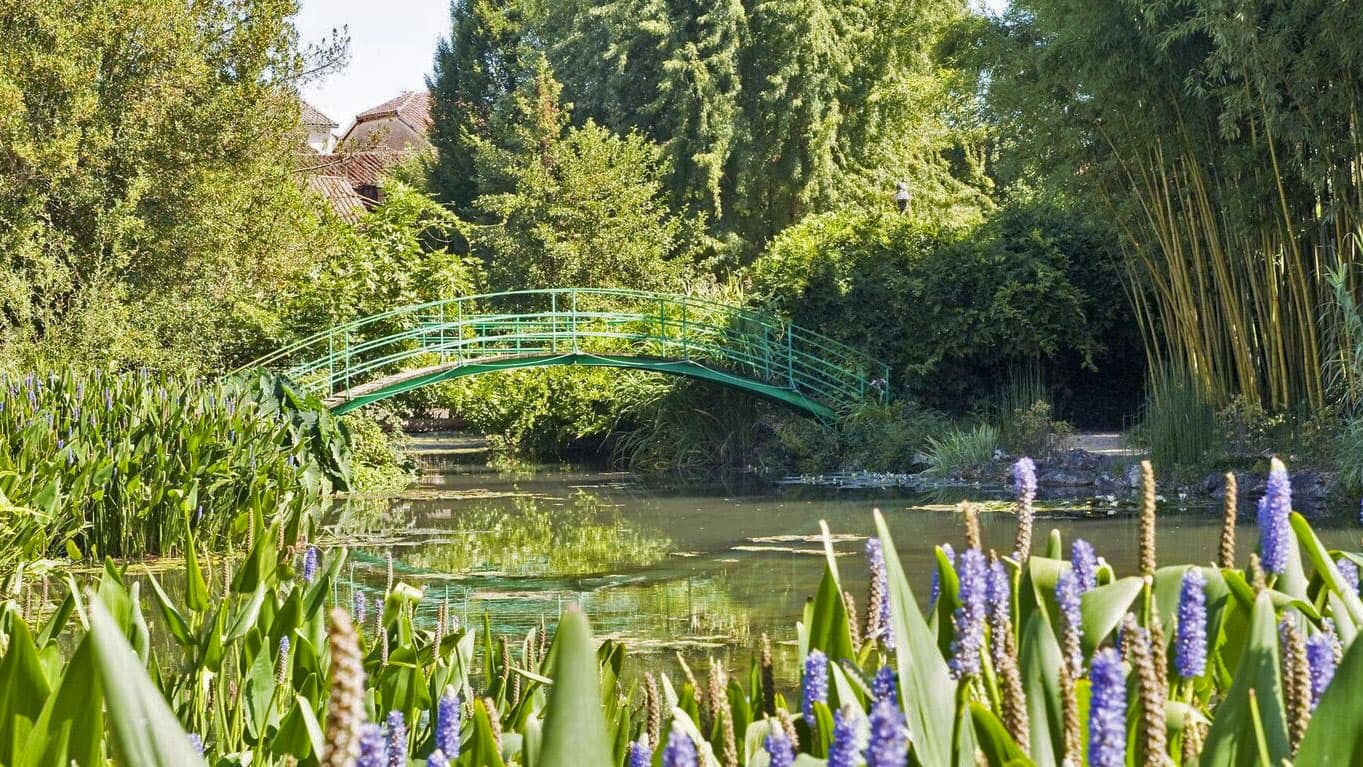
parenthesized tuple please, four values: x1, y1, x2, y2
(894, 181, 911, 214)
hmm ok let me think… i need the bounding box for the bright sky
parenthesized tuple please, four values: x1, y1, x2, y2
(295, 0, 1012, 132)
(295, 1, 449, 131)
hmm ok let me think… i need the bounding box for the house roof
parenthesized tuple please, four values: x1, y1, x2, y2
(306, 174, 367, 222)
(352, 91, 433, 135)
(299, 98, 338, 129)
(302, 150, 410, 188)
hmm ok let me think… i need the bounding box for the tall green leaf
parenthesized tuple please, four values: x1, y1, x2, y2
(87, 594, 206, 766)
(539, 608, 613, 765)
(1199, 591, 1291, 767)
(874, 508, 955, 766)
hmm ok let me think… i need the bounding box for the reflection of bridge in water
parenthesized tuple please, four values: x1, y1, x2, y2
(235, 288, 889, 420)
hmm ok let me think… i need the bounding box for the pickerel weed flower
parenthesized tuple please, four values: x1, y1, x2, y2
(1056, 570, 1083, 677)
(867, 538, 894, 649)
(764, 729, 795, 767)
(357, 723, 386, 767)
(628, 736, 652, 767)
(828, 705, 862, 767)
(302, 546, 320, 583)
(950, 547, 987, 679)
(277, 635, 291, 686)
(803, 649, 829, 721)
(986, 557, 1010, 624)
(1013, 457, 1037, 561)
(385, 711, 406, 767)
(323, 609, 365, 767)
(663, 723, 698, 767)
(427, 749, 450, 767)
(1337, 557, 1359, 593)
(1257, 457, 1292, 574)
(1176, 568, 1208, 679)
(872, 665, 897, 706)
(435, 687, 460, 758)
(187, 732, 204, 756)
(1088, 648, 1127, 767)
(353, 590, 367, 626)
(1306, 631, 1336, 707)
(1071, 539, 1098, 592)
(865, 698, 908, 767)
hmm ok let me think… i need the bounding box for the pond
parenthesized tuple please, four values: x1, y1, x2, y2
(332, 435, 1363, 685)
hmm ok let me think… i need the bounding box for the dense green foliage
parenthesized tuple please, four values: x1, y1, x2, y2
(468, 63, 695, 292)
(0, 0, 341, 371)
(0, 371, 349, 560)
(432, 0, 991, 257)
(6, 462, 1363, 765)
(969, 0, 1363, 412)
(748, 203, 1136, 415)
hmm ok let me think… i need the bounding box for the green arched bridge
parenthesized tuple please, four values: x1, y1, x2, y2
(236, 288, 889, 420)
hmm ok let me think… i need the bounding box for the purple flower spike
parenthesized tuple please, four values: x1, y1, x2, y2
(872, 665, 897, 706)
(1257, 458, 1292, 575)
(187, 732, 204, 756)
(986, 558, 1010, 624)
(803, 649, 829, 721)
(868, 538, 894, 649)
(1072, 539, 1098, 592)
(865, 698, 908, 767)
(427, 749, 450, 767)
(628, 736, 652, 767)
(353, 590, 367, 625)
(828, 706, 862, 767)
(764, 729, 795, 767)
(1056, 570, 1083, 675)
(435, 687, 460, 758)
(949, 548, 987, 679)
(302, 546, 319, 583)
(1306, 632, 1336, 707)
(1088, 649, 1127, 767)
(1176, 568, 1208, 679)
(357, 722, 387, 767)
(662, 723, 698, 767)
(386, 710, 407, 767)
(1013, 457, 1037, 499)
(1337, 558, 1360, 593)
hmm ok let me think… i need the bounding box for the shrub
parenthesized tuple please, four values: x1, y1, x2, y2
(923, 423, 1000, 476)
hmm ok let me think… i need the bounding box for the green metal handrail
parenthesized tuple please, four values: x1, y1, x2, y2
(232, 288, 890, 419)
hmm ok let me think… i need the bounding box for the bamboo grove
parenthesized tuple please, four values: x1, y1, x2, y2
(5, 455, 1363, 765)
(977, 0, 1363, 413)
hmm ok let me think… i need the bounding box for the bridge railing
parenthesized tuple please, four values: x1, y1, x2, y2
(234, 288, 889, 415)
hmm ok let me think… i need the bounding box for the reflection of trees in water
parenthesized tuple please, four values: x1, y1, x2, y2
(332, 490, 673, 577)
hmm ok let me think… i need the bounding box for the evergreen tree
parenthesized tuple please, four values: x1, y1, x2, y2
(545, 0, 744, 222)
(469, 60, 692, 291)
(428, 0, 530, 212)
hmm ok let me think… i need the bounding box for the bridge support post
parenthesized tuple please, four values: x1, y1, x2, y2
(438, 304, 446, 363)
(550, 292, 557, 353)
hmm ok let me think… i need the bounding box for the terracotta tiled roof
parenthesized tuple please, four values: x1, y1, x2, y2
(306, 175, 367, 222)
(299, 98, 338, 128)
(353, 90, 433, 134)
(301, 150, 409, 188)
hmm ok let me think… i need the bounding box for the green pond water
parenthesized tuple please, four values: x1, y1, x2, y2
(333, 436, 1363, 684)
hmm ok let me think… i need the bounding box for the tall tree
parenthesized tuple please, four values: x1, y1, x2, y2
(0, 0, 337, 369)
(469, 60, 693, 291)
(544, 0, 745, 222)
(428, 0, 530, 212)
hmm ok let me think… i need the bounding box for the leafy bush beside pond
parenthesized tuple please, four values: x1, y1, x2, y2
(0, 370, 363, 559)
(748, 202, 1142, 421)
